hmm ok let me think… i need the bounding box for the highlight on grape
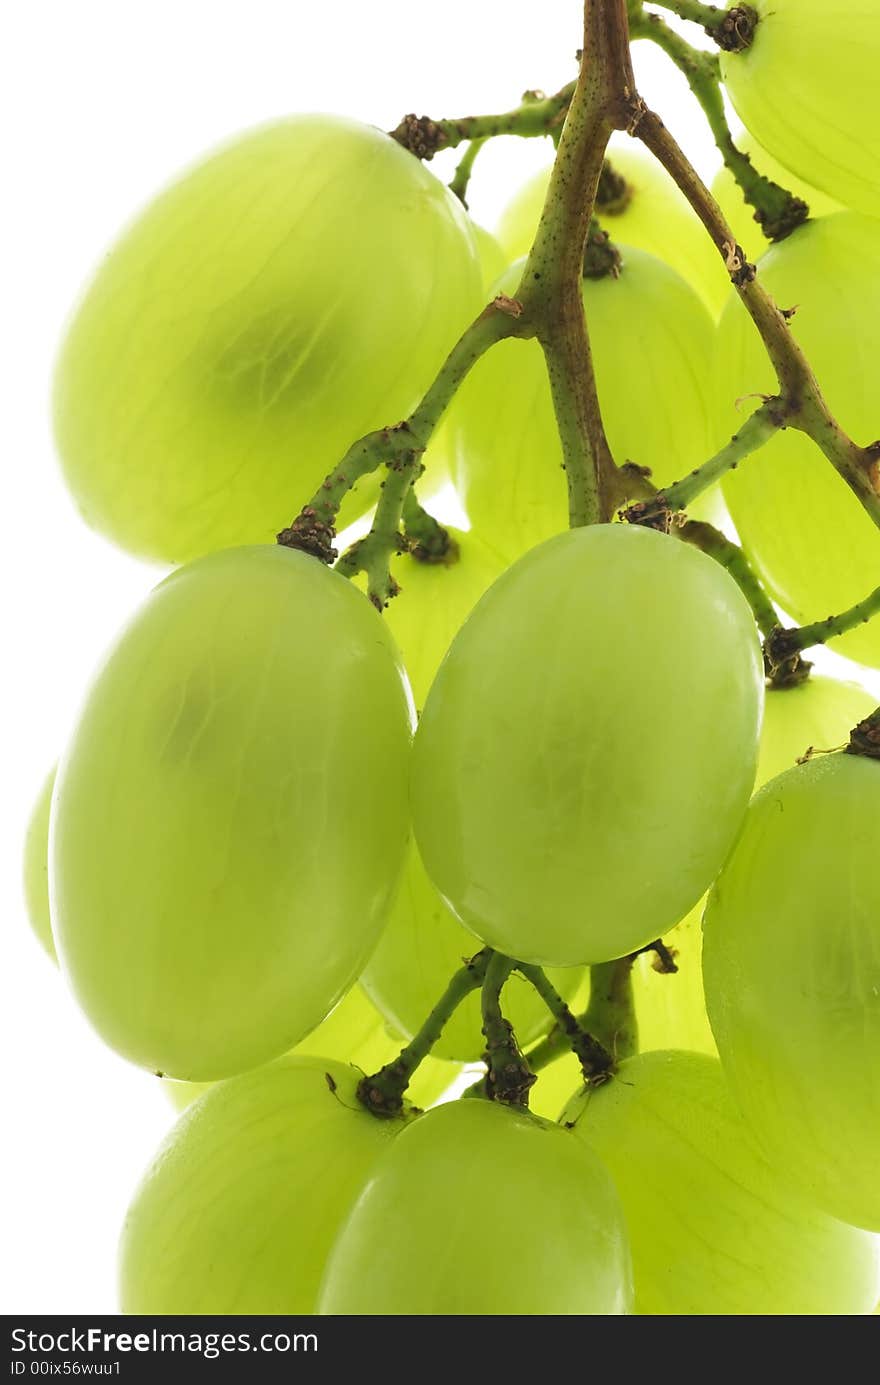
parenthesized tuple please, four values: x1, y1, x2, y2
(21, 0, 880, 1318)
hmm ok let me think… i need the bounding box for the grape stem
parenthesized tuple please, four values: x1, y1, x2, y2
(515, 964, 614, 1086)
(448, 137, 486, 208)
(628, 7, 804, 241)
(389, 84, 576, 160)
(847, 708, 880, 762)
(356, 949, 491, 1117)
(479, 953, 537, 1107)
(639, 0, 758, 53)
(764, 582, 880, 671)
(631, 106, 880, 535)
(624, 397, 787, 522)
(401, 489, 457, 564)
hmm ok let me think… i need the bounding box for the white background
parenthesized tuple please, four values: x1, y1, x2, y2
(1, 1, 877, 1314)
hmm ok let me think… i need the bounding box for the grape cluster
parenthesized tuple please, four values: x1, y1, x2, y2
(22, 0, 880, 1316)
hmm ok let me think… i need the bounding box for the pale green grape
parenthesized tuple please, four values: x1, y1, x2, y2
(720, 1, 880, 218)
(318, 1096, 632, 1314)
(52, 546, 412, 1080)
(566, 1051, 878, 1315)
(717, 214, 880, 668)
(22, 768, 57, 962)
(704, 752, 880, 1230)
(413, 526, 763, 967)
(472, 221, 507, 290)
(163, 986, 457, 1113)
(363, 531, 581, 1059)
(121, 1057, 404, 1313)
(496, 144, 727, 313)
(710, 131, 840, 260)
(449, 251, 721, 563)
(634, 676, 876, 1056)
(54, 116, 481, 564)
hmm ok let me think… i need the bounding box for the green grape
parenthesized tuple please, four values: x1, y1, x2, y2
(717, 213, 880, 668)
(121, 1057, 405, 1313)
(496, 144, 727, 314)
(52, 545, 412, 1080)
(163, 986, 457, 1113)
(449, 250, 721, 563)
(54, 115, 481, 565)
(472, 221, 507, 290)
(720, 1, 880, 218)
(565, 1051, 878, 1315)
(703, 751, 880, 1232)
(710, 131, 840, 261)
(318, 1096, 632, 1314)
(22, 767, 57, 962)
(634, 676, 876, 1056)
(413, 525, 763, 967)
(362, 531, 581, 1060)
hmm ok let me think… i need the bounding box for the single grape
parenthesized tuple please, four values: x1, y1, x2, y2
(471, 221, 507, 290)
(163, 986, 457, 1113)
(720, 1, 880, 218)
(717, 213, 880, 668)
(449, 250, 721, 564)
(54, 116, 481, 564)
(52, 546, 412, 1080)
(565, 1050, 878, 1315)
(22, 767, 57, 962)
(710, 130, 840, 261)
(496, 144, 727, 314)
(121, 1057, 405, 1314)
(634, 676, 876, 1056)
(318, 1096, 632, 1314)
(703, 751, 880, 1231)
(413, 525, 763, 967)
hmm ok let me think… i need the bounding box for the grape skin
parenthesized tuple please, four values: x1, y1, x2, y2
(413, 525, 763, 967)
(53, 116, 482, 564)
(22, 767, 57, 963)
(703, 752, 880, 1232)
(52, 546, 413, 1080)
(566, 1050, 878, 1315)
(121, 1057, 405, 1314)
(318, 1096, 632, 1315)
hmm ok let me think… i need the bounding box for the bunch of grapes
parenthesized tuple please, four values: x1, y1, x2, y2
(22, 0, 880, 1316)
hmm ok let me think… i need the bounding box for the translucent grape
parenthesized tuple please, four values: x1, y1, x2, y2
(413, 525, 763, 966)
(720, 1, 880, 218)
(566, 1051, 878, 1315)
(472, 222, 507, 289)
(717, 214, 880, 669)
(703, 751, 880, 1231)
(121, 1057, 404, 1313)
(318, 1096, 632, 1315)
(52, 546, 412, 1080)
(54, 116, 481, 564)
(633, 676, 876, 1056)
(710, 131, 840, 262)
(22, 767, 57, 962)
(449, 251, 721, 563)
(496, 144, 726, 313)
(163, 986, 457, 1113)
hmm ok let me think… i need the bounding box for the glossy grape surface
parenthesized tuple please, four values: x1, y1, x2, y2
(704, 752, 880, 1230)
(634, 676, 876, 1055)
(449, 251, 721, 563)
(52, 546, 412, 1080)
(717, 214, 880, 668)
(121, 1057, 403, 1313)
(566, 1050, 878, 1314)
(54, 116, 481, 563)
(318, 1096, 632, 1314)
(23, 768, 57, 962)
(413, 525, 763, 966)
(496, 144, 727, 313)
(721, 1, 880, 218)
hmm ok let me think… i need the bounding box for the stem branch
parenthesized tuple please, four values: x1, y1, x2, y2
(516, 964, 614, 1085)
(480, 953, 536, 1108)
